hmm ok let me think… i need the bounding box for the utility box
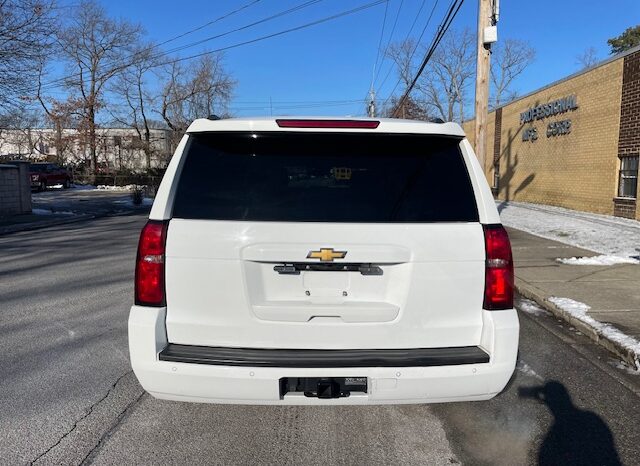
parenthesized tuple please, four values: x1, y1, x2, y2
(0, 161, 32, 215)
(484, 26, 498, 45)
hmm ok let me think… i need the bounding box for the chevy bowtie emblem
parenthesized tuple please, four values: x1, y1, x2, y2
(307, 248, 347, 262)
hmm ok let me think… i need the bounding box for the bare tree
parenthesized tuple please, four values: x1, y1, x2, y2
(0, 109, 45, 158)
(421, 29, 475, 122)
(490, 39, 536, 108)
(386, 32, 535, 119)
(111, 44, 157, 170)
(0, 0, 57, 111)
(56, 0, 142, 179)
(576, 47, 598, 70)
(385, 39, 418, 88)
(385, 29, 475, 122)
(158, 54, 235, 143)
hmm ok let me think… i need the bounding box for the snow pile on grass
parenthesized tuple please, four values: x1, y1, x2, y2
(96, 184, 142, 191)
(32, 208, 75, 216)
(556, 255, 639, 266)
(549, 297, 640, 365)
(497, 201, 640, 259)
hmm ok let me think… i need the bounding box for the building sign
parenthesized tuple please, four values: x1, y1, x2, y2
(521, 95, 578, 142)
(520, 95, 578, 124)
(547, 119, 572, 137)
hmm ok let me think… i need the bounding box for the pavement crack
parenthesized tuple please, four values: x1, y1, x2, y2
(29, 370, 134, 465)
(79, 390, 146, 465)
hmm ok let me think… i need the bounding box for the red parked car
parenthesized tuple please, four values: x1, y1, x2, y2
(29, 163, 72, 191)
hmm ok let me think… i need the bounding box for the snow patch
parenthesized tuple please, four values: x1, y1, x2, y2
(497, 200, 640, 259)
(607, 359, 640, 376)
(32, 208, 75, 216)
(556, 255, 639, 266)
(96, 184, 142, 191)
(518, 299, 550, 316)
(549, 297, 640, 367)
(516, 360, 544, 381)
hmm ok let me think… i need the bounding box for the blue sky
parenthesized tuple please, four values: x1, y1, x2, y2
(80, 0, 640, 117)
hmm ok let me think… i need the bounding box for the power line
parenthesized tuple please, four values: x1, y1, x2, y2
(381, 0, 441, 109)
(373, 0, 404, 86)
(37, 0, 321, 92)
(154, 0, 263, 50)
(375, 0, 427, 92)
(33, 1, 389, 115)
(371, 0, 390, 89)
(392, 0, 465, 116)
(144, 1, 388, 72)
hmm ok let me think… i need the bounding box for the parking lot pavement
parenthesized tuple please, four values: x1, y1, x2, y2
(0, 187, 151, 235)
(1, 216, 639, 465)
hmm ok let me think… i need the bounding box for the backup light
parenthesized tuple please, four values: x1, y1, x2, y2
(275, 119, 380, 129)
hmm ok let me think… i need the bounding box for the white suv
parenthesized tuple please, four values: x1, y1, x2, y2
(129, 117, 519, 405)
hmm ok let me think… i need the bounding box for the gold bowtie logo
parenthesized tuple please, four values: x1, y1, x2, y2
(307, 248, 347, 262)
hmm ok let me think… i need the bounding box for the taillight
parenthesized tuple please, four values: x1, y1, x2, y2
(483, 224, 514, 310)
(135, 220, 168, 306)
(275, 119, 380, 129)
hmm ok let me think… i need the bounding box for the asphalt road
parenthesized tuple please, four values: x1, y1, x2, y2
(1, 214, 639, 465)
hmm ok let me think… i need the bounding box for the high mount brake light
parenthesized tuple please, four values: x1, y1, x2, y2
(483, 224, 514, 310)
(135, 220, 168, 307)
(275, 119, 380, 129)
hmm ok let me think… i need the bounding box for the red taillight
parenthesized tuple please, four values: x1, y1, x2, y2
(135, 220, 168, 306)
(483, 224, 514, 310)
(275, 119, 380, 129)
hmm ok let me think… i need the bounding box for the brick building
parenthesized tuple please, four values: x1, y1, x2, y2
(0, 127, 173, 172)
(463, 45, 640, 220)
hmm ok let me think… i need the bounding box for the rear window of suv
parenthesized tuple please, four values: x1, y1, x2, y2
(172, 132, 479, 222)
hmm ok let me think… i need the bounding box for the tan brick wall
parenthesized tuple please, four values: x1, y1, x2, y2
(466, 57, 625, 216)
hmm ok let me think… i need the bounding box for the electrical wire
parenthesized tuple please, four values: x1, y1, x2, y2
(372, 0, 404, 86)
(381, 0, 441, 109)
(392, 0, 465, 116)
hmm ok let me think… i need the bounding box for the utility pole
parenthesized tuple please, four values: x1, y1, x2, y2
(367, 88, 376, 118)
(473, 0, 498, 174)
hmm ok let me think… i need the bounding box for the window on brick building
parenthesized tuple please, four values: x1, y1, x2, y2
(618, 156, 638, 198)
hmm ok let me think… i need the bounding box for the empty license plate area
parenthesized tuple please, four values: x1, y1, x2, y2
(280, 377, 368, 399)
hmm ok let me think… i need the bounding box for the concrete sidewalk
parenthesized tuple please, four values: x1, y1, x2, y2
(508, 227, 640, 367)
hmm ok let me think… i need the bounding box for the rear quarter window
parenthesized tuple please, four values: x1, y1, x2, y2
(172, 132, 479, 223)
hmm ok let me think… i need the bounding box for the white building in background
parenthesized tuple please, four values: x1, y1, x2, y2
(0, 127, 173, 172)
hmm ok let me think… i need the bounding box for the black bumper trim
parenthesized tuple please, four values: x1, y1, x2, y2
(158, 344, 490, 368)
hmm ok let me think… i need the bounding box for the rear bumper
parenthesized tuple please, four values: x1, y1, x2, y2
(128, 306, 519, 405)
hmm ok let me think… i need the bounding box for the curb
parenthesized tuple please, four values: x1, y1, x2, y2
(0, 214, 95, 236)
(515, 279, 640, 370)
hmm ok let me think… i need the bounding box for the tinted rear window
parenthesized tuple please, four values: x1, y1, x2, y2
(172, 132, 478, 222)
